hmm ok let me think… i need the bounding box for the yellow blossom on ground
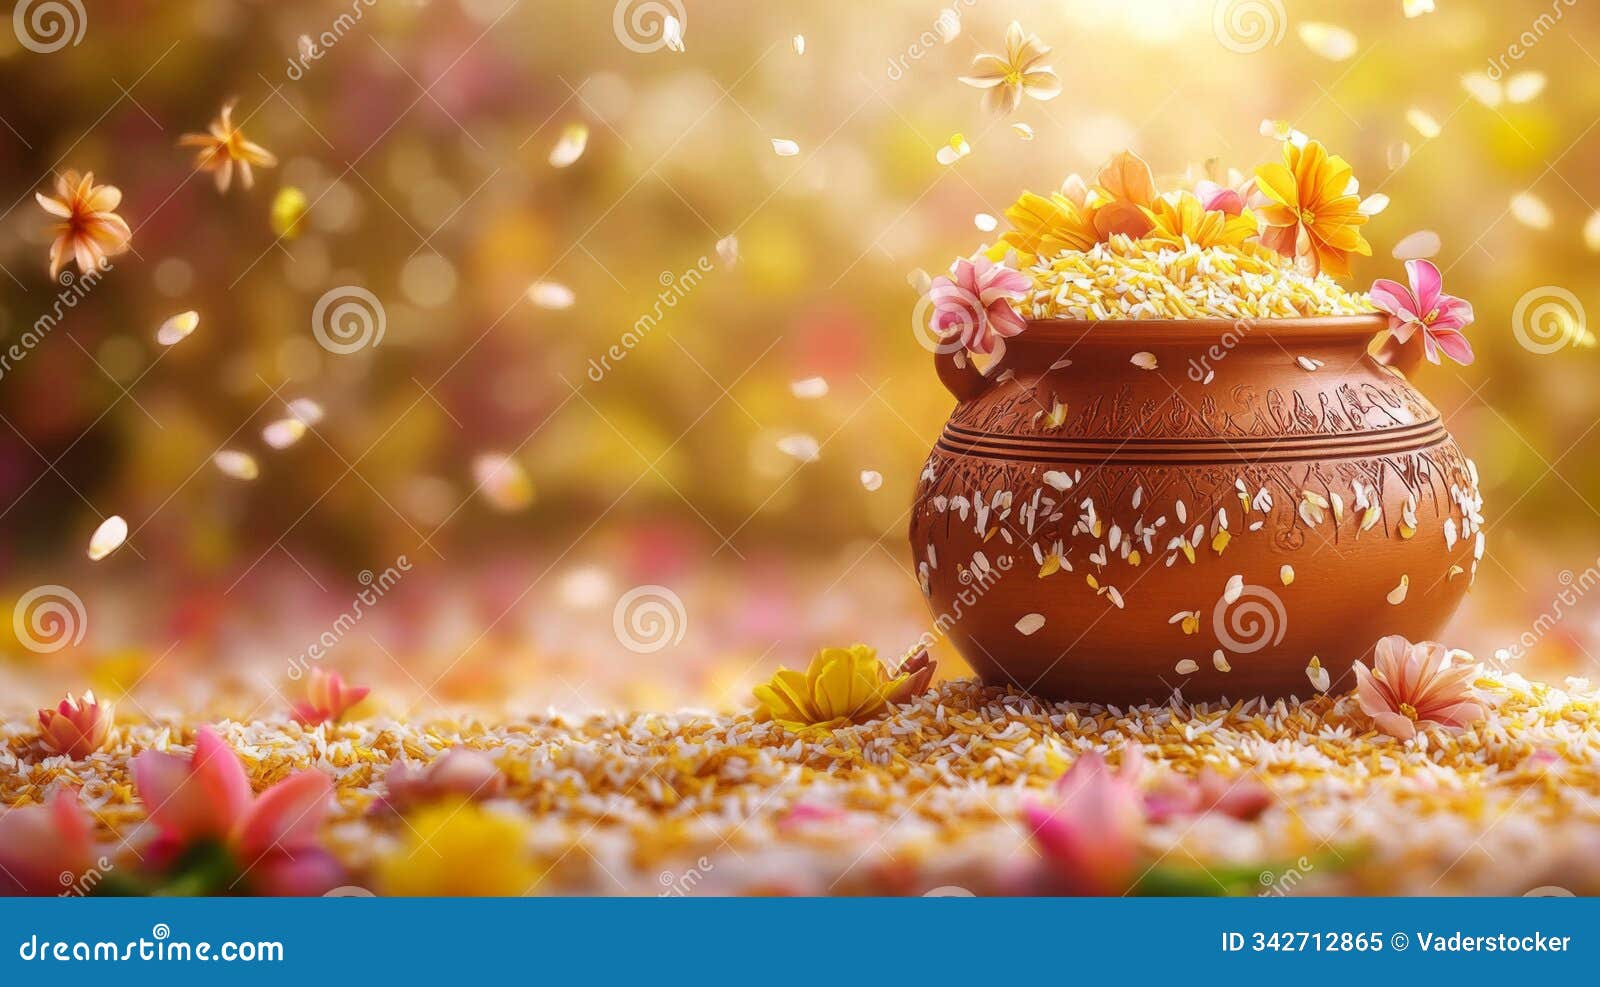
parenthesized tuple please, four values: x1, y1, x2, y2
(375, 801, 539, 896)
(753, 644, 930, 733)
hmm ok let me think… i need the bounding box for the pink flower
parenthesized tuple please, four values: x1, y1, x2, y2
(928, 256, 1030, 356)
(1352, 635, 1486, 741)
(377, 749, 505, 814)
(1023, 750, 1144, 895)
(1142, 767, 1272, 823)
(1193, 176, 1262, 217)
(0, 790, 97, 896)
(1370, 259, 1475, 366)
(290, 668, 369, 726)
(131, 727, 342, 895)
(38, 691, 114, 759)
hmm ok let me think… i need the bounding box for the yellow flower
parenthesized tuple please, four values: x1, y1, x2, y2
(35, 170, 132, 278)
(752, 644, 932, 733)
(375, 801, 540, 896)
(1142, 192, 1258, 248)
(178, 99, 278, 193)
(997, 190, 1096, 265)
(958, 21, 1061, 115)
(1253, 140, 1371, 277)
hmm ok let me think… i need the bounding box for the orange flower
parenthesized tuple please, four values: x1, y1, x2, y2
(37, 691, 114, 759)
(1087, 150, 1157, 240)
(1253, 140, 1371, 277)
(1142, 192, 1258, 248)
(35, 171, 132, 278)
(178, 99, 277, 193)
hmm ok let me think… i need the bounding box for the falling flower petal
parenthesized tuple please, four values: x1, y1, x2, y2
(271, 186, 309, 238)
(1506, 71, 1546, 103)
(262, 418, 307, 450)
(662, 15, 684, 51)
(473, 453, 534, 511)
(548, 123, 589, 168)
(859, 469, 883, 491)
(1387, 574, 1410, 605)
(88, 515, 128, 561)
(286, 398, 325, 426)
(1359, 193, 1390, 216)
(1306, 656, 1331, 692)
(1460, 72, 1503, 108)
(156, 311, 199, 346)
(1387, 142, 1412, 170)
(1012, 122, 1035, 141)
(715, 234, 738, 267)
(1298, 22, 1358, 60)
(1406, 107, 1442, 139)
(1404, 0, 1435, 16)
(974, 212, 998, 232)
(792, 34, 804, 54)
(771, 138, 800, 157)
(790, 376, 828, 399)
(1280, 564, 1295, 585)
(1584, 211, 1600, 252)
(1175, 659, 1198, 675)
(1392, 230, 1441, 260)
(1510, 191, 1553, 230)
(1129, 351, 1157, 370)
(936, 133, 971, 166)
(526, 281, 575, 309)
(213, 450, 259, 481)
(777, 433, 820, 463)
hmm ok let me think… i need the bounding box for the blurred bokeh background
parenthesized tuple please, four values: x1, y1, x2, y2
(1, 0, 1597, 715)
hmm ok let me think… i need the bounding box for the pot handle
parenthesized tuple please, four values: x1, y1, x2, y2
(934, 347, 993, 402)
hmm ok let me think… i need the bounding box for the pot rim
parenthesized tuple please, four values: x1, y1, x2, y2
(1012, 312, 1388, 345)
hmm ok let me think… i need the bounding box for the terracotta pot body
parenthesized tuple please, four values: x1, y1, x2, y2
(909, 316, 1483, 704)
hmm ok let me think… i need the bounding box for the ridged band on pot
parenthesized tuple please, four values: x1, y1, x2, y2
(909, 315, 1484, 705)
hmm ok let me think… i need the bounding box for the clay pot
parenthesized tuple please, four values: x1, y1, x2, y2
(909, 315, 1483, 704)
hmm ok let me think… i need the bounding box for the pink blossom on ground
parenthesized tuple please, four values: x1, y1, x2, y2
(132, 726, 342, 895)
(377, 749, 505, 814)
(290, 668, 370, 726)
(38, 691, 114, 759)
(1023, 750, 1144, 895)
(1352, 635, 1485, 741)
(0, 790, 97, 896)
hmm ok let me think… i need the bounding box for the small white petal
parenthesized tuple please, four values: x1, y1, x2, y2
(1130, 351, 1158, 370)
(776, 433, 820, 462)
(1510, 191, 1553, 230)
(859, 469, 883, 491)
(1358, 193, 1390, 216)
(1011, 122, 1034, 141)
(1175, 659, 1199, 675)
(1387, 574, 1410, 605)
(771, 138, 800, 157)
(88, 515, 128, 561)
(1505, 71, 1546, 103)
(715, 234, 739, 267)
(156, 311, 199, 346)
(790, 376, 829, 399)
(548, 123, 589, 168)
(472, 453, 534, 512)
(662, 14, 684, 51)
(974, 212, 998, 233)
(1392, 230, 1441, 260)
(1015, 613, 1045, 635)
(262, 418, 308, 450)
(213, 450, 260, 481)
(1406, 107, 1442, 139)
(526, 281, 575, 309)
(1298, 22, 1358, 61)
(1223, 574, 1244, 604)
(792, 34, 805, 55)
(286, 398, 325, 426)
